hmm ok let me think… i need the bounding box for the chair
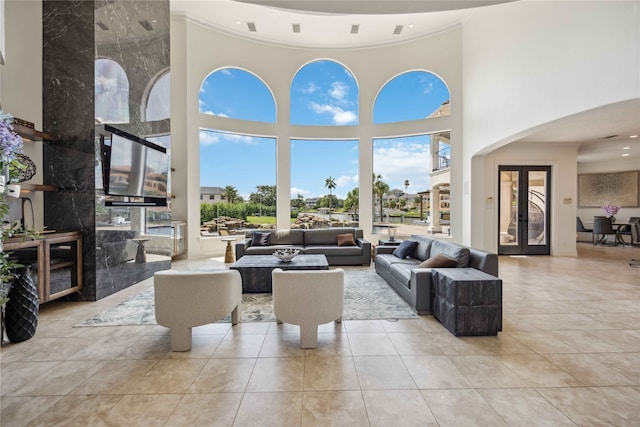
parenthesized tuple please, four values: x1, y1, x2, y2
(617, 217, 640, 245)
(154, 269, 242, 351)
(592, 216, 617, 245)
(272, 268, 344, 348)
(576, 217, 593, 242)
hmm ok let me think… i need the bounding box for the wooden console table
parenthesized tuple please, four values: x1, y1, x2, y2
(4, 231, 83, 303)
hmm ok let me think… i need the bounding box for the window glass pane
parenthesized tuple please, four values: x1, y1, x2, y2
(500, 170, 519, 245)
(146, 71, 170, 121)
(372, 134, 434, 237)
(200, 68, 275, 123)
(528, 170, 547, 245)
(200, 130, 276, 235)
(291, 139, 359, 228)
(95, 58, 130, 124)
(374, 71, 449, 124)
(291, 60, 358, 126)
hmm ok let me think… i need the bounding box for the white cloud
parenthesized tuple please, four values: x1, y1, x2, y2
(309, 102, 357, 125)
(335, 175, 354, 187)
(220, 133, 259, 145)
(221, 68, 233, 76)
(373, 141, 431, 191)
(301, 82, 319, 94)
(199, 131, 220, 146)
(216, 112, 230, 118)
(329, 81, 349, 103)
(291, 187, 311, 197)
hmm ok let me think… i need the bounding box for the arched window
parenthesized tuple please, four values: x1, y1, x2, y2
(373, 71, 449, 124)
(145, 70, 170, 121)
(199, 68, 275, 123)
(291, 60, 358, 126)
(95, 58, 130, 124)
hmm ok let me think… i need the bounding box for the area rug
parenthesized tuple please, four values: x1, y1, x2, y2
(75, 268, 418, 326)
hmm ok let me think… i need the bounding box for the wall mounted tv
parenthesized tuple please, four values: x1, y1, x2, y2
(99, 125, 169, 207)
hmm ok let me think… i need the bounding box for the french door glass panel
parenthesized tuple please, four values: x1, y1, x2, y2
(498, 166, 550, 255)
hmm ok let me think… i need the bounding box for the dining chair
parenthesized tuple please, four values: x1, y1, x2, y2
(617, 217, 640, 245)
(576, 217, 593, 242)
(592, 216, 617, 245)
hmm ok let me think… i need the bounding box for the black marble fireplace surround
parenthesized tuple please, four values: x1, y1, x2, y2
(42, 0, 171, 300)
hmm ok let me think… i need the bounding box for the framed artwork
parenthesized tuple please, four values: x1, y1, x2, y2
(578, 170, 639, 207)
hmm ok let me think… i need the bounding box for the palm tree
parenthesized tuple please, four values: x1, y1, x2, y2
(373, 174, 389, 222)
(404, 179, 410, 192)
(324, 176, 336, 220)
(223, 185, 238, 204)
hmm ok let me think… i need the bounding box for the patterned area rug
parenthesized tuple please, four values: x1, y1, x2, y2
(75, 268, 417, 326)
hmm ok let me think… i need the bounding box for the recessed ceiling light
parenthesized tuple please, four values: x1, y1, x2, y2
(622, 153, 630, 157)
(630, 134, 639, 138)
(393, 25, 403, 35)
(235, 20, 241, 25)
(247, 22, 257, 32)
(409, 24, 415, 28)
(623, 146, 631, 149)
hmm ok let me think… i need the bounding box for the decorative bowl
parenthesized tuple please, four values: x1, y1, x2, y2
(272, 248, 300, 262)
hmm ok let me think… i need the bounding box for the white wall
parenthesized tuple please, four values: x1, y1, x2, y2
(171, 17, 463, 258)
(577, 158, 640, 225)
(463, 1, 640, 250)
(483, 143, 579, 256)
(1, 0, 44, 230)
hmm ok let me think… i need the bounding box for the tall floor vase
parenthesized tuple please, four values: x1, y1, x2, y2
(5, 266, 39, 343)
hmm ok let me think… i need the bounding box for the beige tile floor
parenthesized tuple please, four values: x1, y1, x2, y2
(1, 243, 639, 426)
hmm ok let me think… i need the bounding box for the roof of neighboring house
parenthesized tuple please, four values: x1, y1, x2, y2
(200, 186, 224, 195)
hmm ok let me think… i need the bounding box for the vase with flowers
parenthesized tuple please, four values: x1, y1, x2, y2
(601, 203, 620, 223)
(0, 110, 39, 344)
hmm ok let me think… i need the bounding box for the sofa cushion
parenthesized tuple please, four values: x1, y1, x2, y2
(337, 233, 356, 247)
(305, 245, 362, 256)
(251, 231, 271, 246)
(429, 239, 470, 268)
(305, 228, 356, 245)
(409, 235, 433, 261)
(270, 229, 305, 245)
(392, 240, 419, 259)
(245, 245, 305, 255)
(389, 263, 417, 288)
(419, 253, 458, 268)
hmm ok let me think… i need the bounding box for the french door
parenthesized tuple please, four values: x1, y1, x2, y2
(498, 166, 551, 255)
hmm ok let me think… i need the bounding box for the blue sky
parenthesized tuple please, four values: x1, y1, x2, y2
(198, 62, 449, 201)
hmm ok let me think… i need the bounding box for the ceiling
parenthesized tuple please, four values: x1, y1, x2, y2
(170, 0, 511, 49)
(165, 1, 640, 164)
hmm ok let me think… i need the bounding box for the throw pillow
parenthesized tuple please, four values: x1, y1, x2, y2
(392, 240, 419, 259)
(418, 253, 458, 268)
(337, 233, 356, 247)
(250, 231, 271, 246)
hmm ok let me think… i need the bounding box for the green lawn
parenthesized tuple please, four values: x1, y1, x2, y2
(246, 216, 276, 225)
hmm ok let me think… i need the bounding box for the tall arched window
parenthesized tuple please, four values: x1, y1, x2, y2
(199, 68, 275, 123)
(291, 60, 358, 126)
(145, 70, 170, 121)
(373, 71, 449, 124)
(95, 58, 130, 124)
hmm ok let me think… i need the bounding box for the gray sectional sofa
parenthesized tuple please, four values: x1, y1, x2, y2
(375, 235, 499, 314)
(235, 228, 371, 266)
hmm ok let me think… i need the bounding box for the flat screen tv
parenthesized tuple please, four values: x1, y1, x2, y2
(100, 125, 169, 207)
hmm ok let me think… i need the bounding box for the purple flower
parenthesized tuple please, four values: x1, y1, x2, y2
(601, 204, 620, 216)
(0, 111, 24, 163)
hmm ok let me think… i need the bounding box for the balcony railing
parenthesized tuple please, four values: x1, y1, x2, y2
(434, 146, 451, 171)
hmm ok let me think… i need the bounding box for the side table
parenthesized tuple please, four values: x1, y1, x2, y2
(221, 237, 238, 263)
(431, 268, 502, 336)
(378, 239, 402, 246)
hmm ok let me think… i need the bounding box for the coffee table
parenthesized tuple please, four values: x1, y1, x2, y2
(229, 254, 329, 293)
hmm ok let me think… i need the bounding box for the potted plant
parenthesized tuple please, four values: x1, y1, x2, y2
(0, 110, 39, 344)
